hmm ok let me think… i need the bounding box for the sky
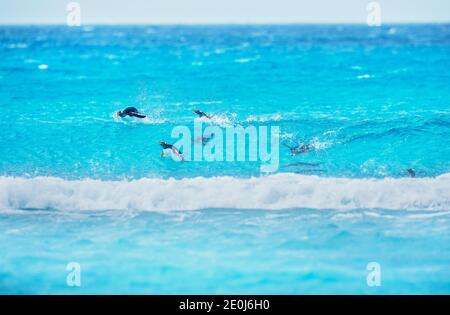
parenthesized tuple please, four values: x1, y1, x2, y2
(0, 0, 449, 24)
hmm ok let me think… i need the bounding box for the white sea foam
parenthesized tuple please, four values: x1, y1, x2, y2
(112, 112, 166, 125)
(309, 137, 333, 150)
(235, 58, 252, 63)
(199, 113, 234, 127)
(140, 116, 167, 125)
(0, 174, 449, 212)
(245, 114, 282, 123)
(6, 43, 28, 49)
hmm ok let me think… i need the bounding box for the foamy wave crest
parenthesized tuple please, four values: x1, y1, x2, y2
(0, 174, 449, 212)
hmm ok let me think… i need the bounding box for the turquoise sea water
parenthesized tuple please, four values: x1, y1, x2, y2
(0, 25, 449, 293)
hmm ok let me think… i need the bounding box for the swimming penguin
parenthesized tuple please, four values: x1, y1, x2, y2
(192, 109, 212, 119)
(117, 107, 146, 119)
(159, 141, 184, 160)
(406, 168, 416, 178)
(194, 133, 215, 145)
(282, 142, 311, 155)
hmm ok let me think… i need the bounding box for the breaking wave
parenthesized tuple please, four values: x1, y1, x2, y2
(1, 173, 449, 212)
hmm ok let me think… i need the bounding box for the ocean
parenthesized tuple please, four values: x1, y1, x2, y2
(0, 24, 449, 293)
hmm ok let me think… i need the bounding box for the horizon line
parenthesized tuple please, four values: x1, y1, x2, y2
(0, 21, 449, 27)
